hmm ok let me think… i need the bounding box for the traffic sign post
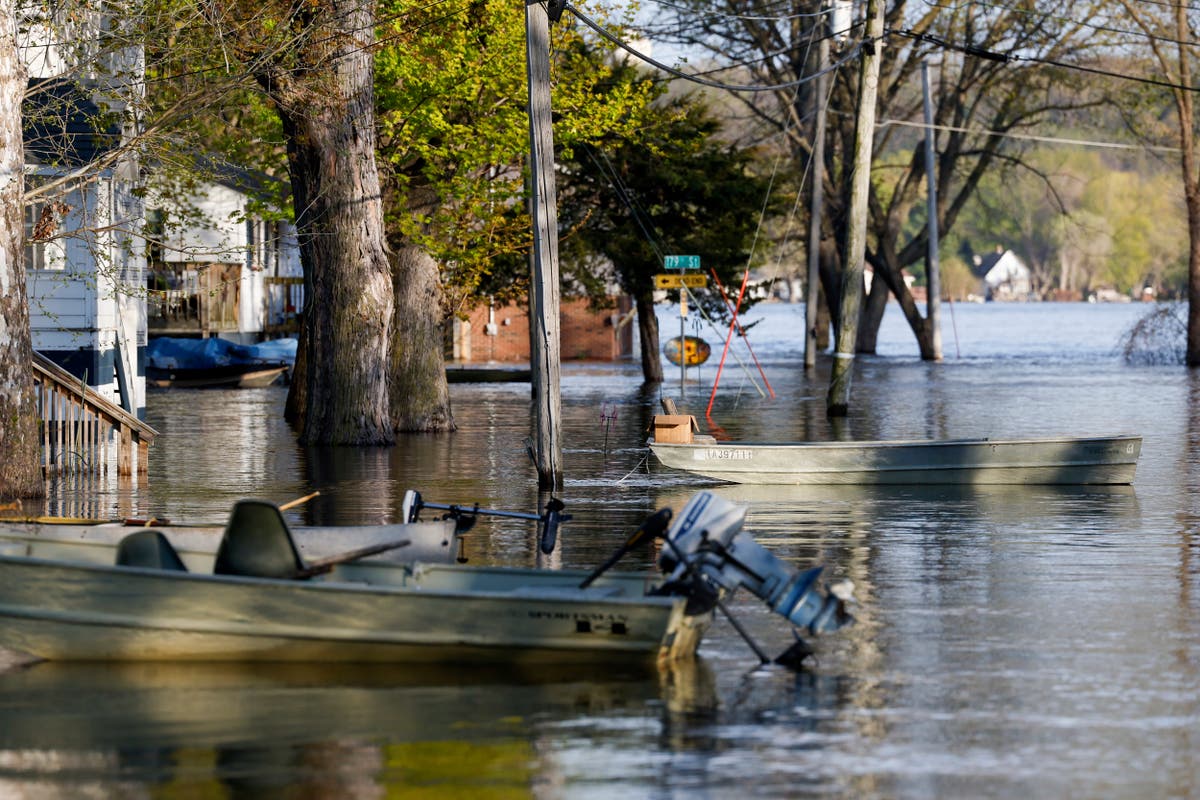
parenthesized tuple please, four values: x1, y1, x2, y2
(662, 256, 702, 395)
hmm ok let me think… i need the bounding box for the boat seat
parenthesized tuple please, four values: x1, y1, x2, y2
(115, 530, 188, 572)
(214, 499, 307, 579)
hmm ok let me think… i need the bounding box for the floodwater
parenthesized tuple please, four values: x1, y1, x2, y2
(3, 302, 1198, 798)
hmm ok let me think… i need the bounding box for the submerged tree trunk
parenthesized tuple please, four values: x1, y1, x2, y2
(280, 101, 393, 445)
(1187, 193, 1200, 366)
(871, 260, 939, 359)
(203, 1, 394, 443)
(284, 318, 308, 427)
(222, 0, 394, 445)
(390, 244, 453, 431)
(857, 271, 889, 353)
(0, 2, 42, 500)
(636, 293, 663, 383)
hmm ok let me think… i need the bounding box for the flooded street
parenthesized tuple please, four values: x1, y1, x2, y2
(2, 302, 1197, 797)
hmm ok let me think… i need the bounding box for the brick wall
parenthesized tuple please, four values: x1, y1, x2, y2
(454, 296, 634, 362)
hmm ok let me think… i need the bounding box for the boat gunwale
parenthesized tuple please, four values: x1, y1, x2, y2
(0, 550, 680, 611)
(647, 433, 1142, 450)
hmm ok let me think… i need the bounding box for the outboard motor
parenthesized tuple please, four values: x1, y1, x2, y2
(659, 491, 853, 634)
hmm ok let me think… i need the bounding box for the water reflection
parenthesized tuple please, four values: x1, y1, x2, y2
(0, 660, 680, 796)
(17, 304, 1200, 797)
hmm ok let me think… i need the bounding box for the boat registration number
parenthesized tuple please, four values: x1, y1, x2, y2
(696, 448, 753, 461)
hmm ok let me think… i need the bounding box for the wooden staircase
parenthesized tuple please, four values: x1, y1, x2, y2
(33, 352, 158, 476)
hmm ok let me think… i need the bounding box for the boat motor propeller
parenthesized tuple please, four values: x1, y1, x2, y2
(581, 492, 853, 668)
(402, 490, 572, 554)
(660, 491, 855, 637)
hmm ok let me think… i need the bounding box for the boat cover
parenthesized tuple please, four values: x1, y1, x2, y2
(147, 337, 297, 370)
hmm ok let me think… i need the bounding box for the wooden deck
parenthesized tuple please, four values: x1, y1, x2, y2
(148, 268, 302, 337)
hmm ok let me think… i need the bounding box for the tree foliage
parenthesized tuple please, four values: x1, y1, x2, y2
(945, 147, 1186, 298)
(374, 1, 656, 317)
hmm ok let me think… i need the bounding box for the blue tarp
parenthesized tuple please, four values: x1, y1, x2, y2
(147, 337, 297, 370)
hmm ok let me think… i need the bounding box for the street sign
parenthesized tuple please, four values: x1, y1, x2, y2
(655, 273, 707, 289)
(663, 255, 701, 270)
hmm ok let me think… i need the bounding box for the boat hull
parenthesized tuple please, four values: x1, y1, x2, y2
(648, 435, 1142, 485)
(0, 551, 706, 664)
(147, 364, 288, 389)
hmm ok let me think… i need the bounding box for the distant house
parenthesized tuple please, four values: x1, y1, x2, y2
(863, 264, 917, 297)
(144, 162, 303, 342)
(972, 248, 1032, 301)
(20, 6, 302, 423)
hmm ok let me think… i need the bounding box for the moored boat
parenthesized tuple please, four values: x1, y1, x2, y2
(0, 516, 465, 570)
(0, 492, 853, 666)
(647, 416, 1142, 485)
(146, 337, 296, 389)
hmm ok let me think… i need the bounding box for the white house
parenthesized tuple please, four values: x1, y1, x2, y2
(21, 8, 148, 419)
(973, 248, 1033, 301)
(144, 162, 303, 342)
(20, 8, 302, 425)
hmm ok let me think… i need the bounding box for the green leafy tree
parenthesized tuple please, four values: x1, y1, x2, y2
(558, 80, 773, 382)
(373, 2, 656, 311)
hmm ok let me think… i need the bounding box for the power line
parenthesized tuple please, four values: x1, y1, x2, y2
(891, 28, 1200, 92)
(647, 0, 836, 23)
(873, 115, 1180, 152)
(920, 0, 1200, 48)
(568, 2, 860, 93)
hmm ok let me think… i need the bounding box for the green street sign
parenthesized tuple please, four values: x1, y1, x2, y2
(663, 255, 701, 270)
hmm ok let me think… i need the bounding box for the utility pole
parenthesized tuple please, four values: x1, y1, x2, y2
(826, 0, 884, 417)
(804, 17, 829, 370)
(526, 0, 564, 489)
(922, 61, 943, 361)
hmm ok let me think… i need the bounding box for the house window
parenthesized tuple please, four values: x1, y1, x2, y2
(23, 173, 71, 271)
(24, 201, 47, 270)
(23, 197, 69, 271)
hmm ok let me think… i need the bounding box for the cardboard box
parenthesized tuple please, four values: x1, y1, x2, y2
(652, 415, 696, 444)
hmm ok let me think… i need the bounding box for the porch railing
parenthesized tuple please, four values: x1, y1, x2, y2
(33, 352, 158, 476)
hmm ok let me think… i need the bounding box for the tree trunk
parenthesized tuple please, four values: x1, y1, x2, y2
(1187, 190, 1200, 366)
(636, 293, 663, 383)
(815, 290, 831, 350)
(0, 2, 42, 500)
(827, 0, 884, 416)
(390, 244, 454, 431)
(868, 258, 939, 359)
(284, 316, 308, 427)
(857, 271, 889, 353)
(263, 3, 394, 445)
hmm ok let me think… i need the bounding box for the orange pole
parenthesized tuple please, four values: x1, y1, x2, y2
(707, 269, 776, 403)
(706, 270, 754, 420)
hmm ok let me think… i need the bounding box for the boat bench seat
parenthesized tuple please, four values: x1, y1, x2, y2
(214, 499, 307, 579)
(115, 530, 188, 572)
